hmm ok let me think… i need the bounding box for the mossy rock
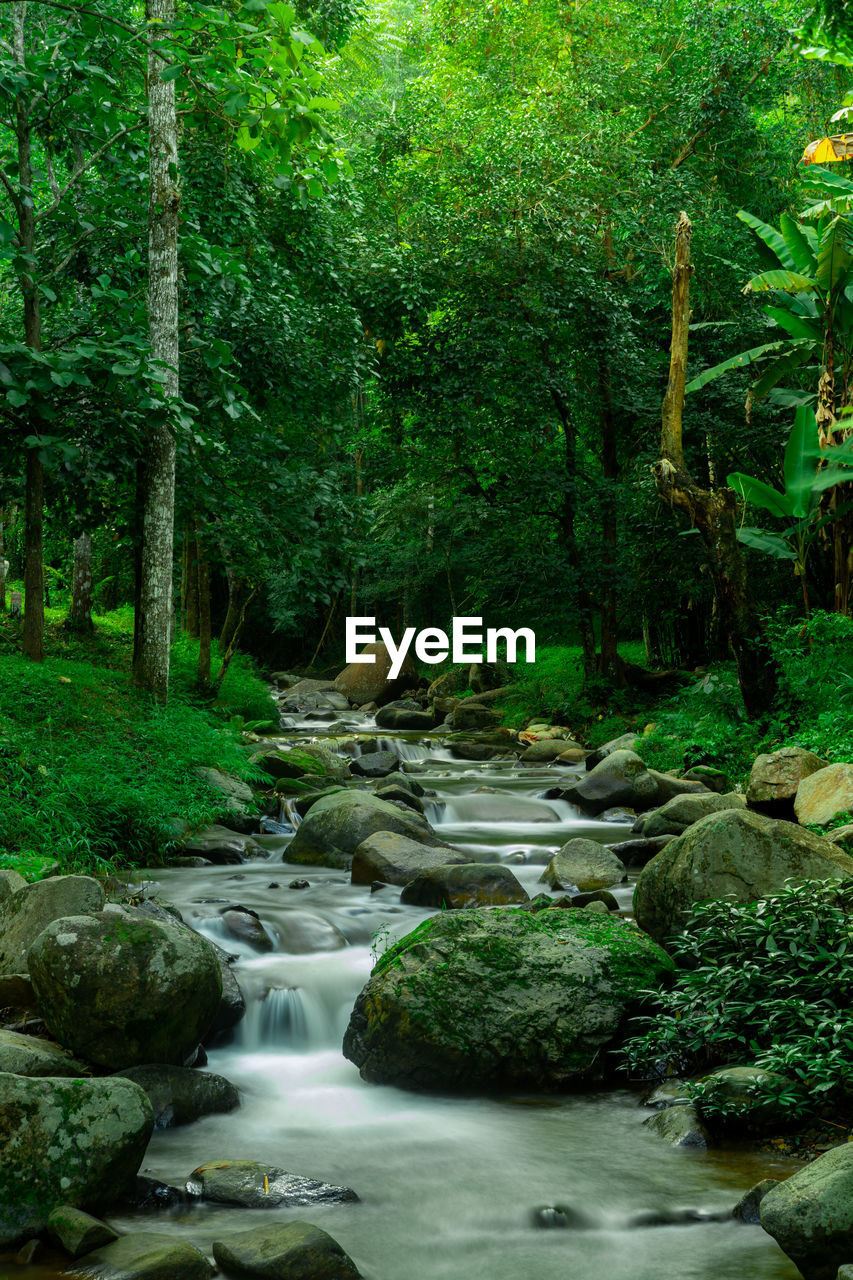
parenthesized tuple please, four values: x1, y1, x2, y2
(343, 907, 673, 1091)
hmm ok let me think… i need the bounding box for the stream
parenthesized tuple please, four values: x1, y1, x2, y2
(23, 709, 803, 1278)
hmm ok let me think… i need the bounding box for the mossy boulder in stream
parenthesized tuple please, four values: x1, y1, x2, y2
(0, 1072, 153, 1247)
(343, 907, 673, 1091)
(29, 911, 222, 1069)
(287, 790, 449, 869)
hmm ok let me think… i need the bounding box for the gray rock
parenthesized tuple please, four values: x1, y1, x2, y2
(29, 911, 223, 1069)
(0, 1073, 153, 1247)
(352, 831, 467, 887)
(643, 1104, 709, 1148)
(70, 1233, 214, 1279)
(761, 1142, 853, 1280)
(288, 790, 448, 870)
(186, 1161, 358, 1208)
(540, 839, 627, 892)
(635, 809, 853, 942)
(747, 747, 828, 814)
(47, 1205, 118, 1258)
(638, 792, 745, 839)
(400, 863, 529, 909)
(115, 1065, 239, 1129)
(0, 1027, 87, 1078)
(212, 1221, 361, 1280)
(732, 1178, 780, 1224)
(0, 875, 104, 975)
(350, 750, 399, 778)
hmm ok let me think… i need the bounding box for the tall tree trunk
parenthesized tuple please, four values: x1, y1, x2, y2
(551, 388, 596, 676)
(133, 0, 180, 700)
(197, 539, 211, 689)
(14, 5, 44, 661)
(654, 212, 779, 718)
(218, 560, 244, 652)
(68, 533, 94, 632)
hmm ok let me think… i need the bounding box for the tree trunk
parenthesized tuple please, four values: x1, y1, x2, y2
(654, 212, 779, 719)
(197, 541, 211, 689)
(133, 0, 180, 700)
(68, 533, 94, 632)
(218, 561, 245, 651)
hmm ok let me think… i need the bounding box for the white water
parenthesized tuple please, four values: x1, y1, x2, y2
(98, 716, 800, 1280)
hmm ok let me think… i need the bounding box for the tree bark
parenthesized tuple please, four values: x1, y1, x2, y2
(654, 212, 779, 719)
(133, 0, 180, 700)
(68, 533, 94, 632)
(197, 540, 211, 688)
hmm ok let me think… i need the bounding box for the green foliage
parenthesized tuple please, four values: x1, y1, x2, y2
(624, 879, 853, 1123)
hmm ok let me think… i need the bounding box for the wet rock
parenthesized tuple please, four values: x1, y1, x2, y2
(636, 792, 745, 839)
(562, 750, 660, 816)
(531, 1204, 597, 1229)
(795, 763, 853, 827)
(643, 1104, 709, 1149)
(350, 751, 399, 779)
(343, 907, 673, 1091)
(115, 1065, 240, 1129)
(0, 1027, 87, 1077)
(69, 1233, 214, 1279)
(288, 791, 448, 870)
(761, 1143, 853, 1280)
(221, 906, 276, 952)
(634, 809, 853, 943)
(540, 839, 627, 892)
(186, 1161, 358, 1208)
(212, 1221, 361, 1280)
(401, 863, 529, 909)
(0, 875, 104, 975)
(352, 832, 467, 888)
(334, 641, 418, 706)
(732, 1178, 780, 1224)
(29, 911, 223, 1069)
(0, 1073, 153, 1246)
(747, 747, 828, 815)
(47, 1206, 118, 1258)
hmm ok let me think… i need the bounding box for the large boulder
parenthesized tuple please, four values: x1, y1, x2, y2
(0, 875, 104, 975)
(0, 1072, 153, 1246)
(637, 792, 745, 839)
(213, 1222, 361, 1280)
(115, 1065, 240, 1129)
(71, 1233, 214, 1280)
(343, 907, 673, 1091)
(795, 763, 853, 827)
(186, 1161, 358, 1208)
(539, 839, 626, 892)
(561, 750, 660, 816)
(29, 911, 223, 1069)
(334, 641, 418, 706)
(634, 809, 853, 943)
(287, 790, 448, 870)
(400, 863, 529, 909)
(760, 1142, 853, 1280)
(351, 831, 467, 887)
(747, 747, 828, 814)
(0, 1027, 86, 1078)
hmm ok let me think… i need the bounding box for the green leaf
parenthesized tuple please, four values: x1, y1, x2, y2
(738, 210, 796, 270)
(727, 472, 796, 519)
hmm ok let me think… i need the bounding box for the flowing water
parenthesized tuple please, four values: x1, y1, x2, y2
(15, 711, 803, 1278)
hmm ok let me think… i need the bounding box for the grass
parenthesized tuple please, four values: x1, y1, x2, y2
(0, 595, 276, 879)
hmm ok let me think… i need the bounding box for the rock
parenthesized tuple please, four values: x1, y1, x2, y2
(695, 1064, 792, 1133)
(400, 863, 530, 909)
(287, 790, 448, 869)
(643, 1104, 709, 1148)
(0, 1073, 153, 1246)
(186, 1161, 358, 1208)
(747, 747, 828, 814)
(760, 1142, 853, 1280)
(195, 768, 255, 815)
(521, 739, 584, 763)
(182, 826, 262, 865)
(334, 641, 418, 706)
(732, 1178, 780, 1224)
(70, 1233, 214, 1279)
(29, 911, 223, 1069)
(352, 831, 467, 887)
(0, 869, 26, 902)
(451, 703, 500, 731)
(115, 1065, 240, 1129)
(350, 750, 399, 778)
(637, 792, 745, 839)
(540, 839, 627, 892)
(47, 1206, 119, 1258)
(375, 704, 437, 731)
(212, 1221, 360, 1280)
(585, 734, 638, 769)
(0, 1027, 86, 1077)
(343, 907, 673, 1091)
(221, 906, 275, 952)
(0, 875, 104, 975)
(563, 750, 660, 816)
(795, 763, 853, 827)
(607, 837, 672, 869)
(634, 809, 853, 943)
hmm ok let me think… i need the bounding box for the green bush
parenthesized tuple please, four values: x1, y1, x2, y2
(623, 879, 853, 1123)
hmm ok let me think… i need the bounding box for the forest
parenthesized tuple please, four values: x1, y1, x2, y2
(2, 1, 853, 1279)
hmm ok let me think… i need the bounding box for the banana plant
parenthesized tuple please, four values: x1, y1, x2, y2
(727, 407, 853, 615)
